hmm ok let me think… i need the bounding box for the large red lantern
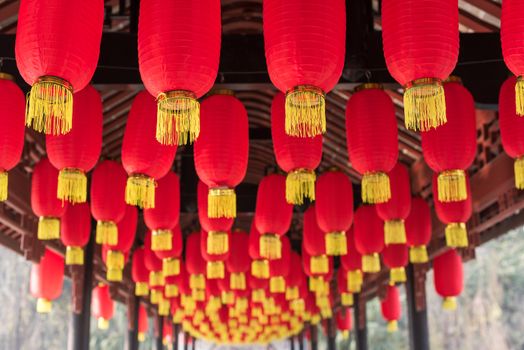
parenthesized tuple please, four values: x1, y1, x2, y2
(60, 202, 91, 265)
(271, 92, 323, 204)
(433, 249, 463, 311)
(226, 231, 251, 291)
(194, 92, 249, 218)
(30, 248, 64, 313)
(15, 0, 104, 134)
(382, 244, 408, 284)
(122, 91, 177, 209)
(405, 197, 432, 264)
(382, 0, 459, 131)
(31, 157, 66, 240)
(186, 232, 207, 291)
(105, 205, 137, 282)
(340, 228, 363, 293)
(138, 0, 221, 145)
(132, 247, 150, 296)
(421, 78, 476, 202)
(0, 74, 25, 202)
(46, 85, 102, 204)
(263, 0, 346, 137)
(249, 222, 269, 279)
(303, 205, 329, 275)
(201, 229, 230, 280)
(254, 174, 293, 260)
(92, 284, 114, 330)
(354, 205, 384, 273)
(269, 236, 291, 294)
(380, 285, 401, 332)
(154, 224, 183, 278)
(138, 304, 149, 342)
(346, 85, 398, 203)
(315, 170, 353, 255)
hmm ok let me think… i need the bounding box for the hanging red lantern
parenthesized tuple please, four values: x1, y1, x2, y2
(0, 74, 25, 202)
(433, 173, 472, 248)
(499, 77, 524, 189)
(144, 231, 166, 303)
(92, 284, 114, 330)
(336, 308, 352, 339)
(226, 231, 251, 291)
(380, 285, 401, 332)
(340, 228, 363, 293)
(433, 249, 463, 311)
(122, 91, 177, 209)
(354, 205, 384, 273)
(60, 202, 91, 265)
(336, 269, 353, 307)
(46, 85, 102, 204)
(165, 260, 188, 299)
(138, 0, 221, 145)
(303, 205, 329, 275)
(382, 0, 459, 131)
(154, 224, 183, 278)
(132, 247, 150, 296)
(201, 229, 231, 280)
(302, 245, 333, 295)
(269, 235, 291, 294)
(31, 157, 66, 240)
(15, 0, 104, 134)
(194, 92, 249, 219)
(255, 174, 293, 260)
(30, 248, 64, 313)
(346, 85, 398, 203)
(105, 205, 137, 282)
(271, 92, 323, 204)
(186, 232, 207, 291)
(138, 304, 149, 342)
(382, 244, 408, 284)
(162, 318, 173, 344)
(285, 252, 304, 301)
(405, 197, 432, 264)
(249, 222, 269, 279)
(315, 170, 353, 255)
(263, 0, 346, 137)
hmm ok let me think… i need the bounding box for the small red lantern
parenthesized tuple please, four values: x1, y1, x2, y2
(380, 285, 401, 332)
(132, 247, 150, 296)
(0, 74, 25, 202)
(303, 205, 329, 275)
(138, 304, 149, 342)
(346, 85, 398, 203)
(60, 202, 91, 265)
(154, 224, 183, 278)
(194, 92, 249, 219)
(30, 248, 64, 313)
(302, 245, 333, 295)
(92, 284, 114, 330)
(340, 227, 363, 293)
(354, 205, 384, 273)
(433, 249, 463, 311)
(105, 205, 137, 282)
(382, 0, 459, 131)
(269, 235, 291, 294)
(122, 91, 177, 209)
(336, 308, 352, 339)
(249, 222, 269, 279)
(226, 231, 251, 291)
(144, 231, 165, 303)
(31, 157, 66, 240)
(336, 269, 353, 307)
(405, 197, 432, 263)
(186, 232, 207, 291)
(263, 0, 346, 137)
(285, 252, 304, 301)
(382, 244, 408, 284)
(201, 229, 230, 280)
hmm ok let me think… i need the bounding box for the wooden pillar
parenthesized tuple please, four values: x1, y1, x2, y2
(183, 332, 189, 350)
(155, 315, 164, 350)
(290, 336, 296, 350)
(298, 331, 304, 350)
(327, 316, 337, 350)
(173, 323, 180, 350)
(126, 296, 139, 350)
(354, 294, 368, 350)
(310, 324, 318, 350)
(406, 264, 430, 350)
(192, 337, 196, 350)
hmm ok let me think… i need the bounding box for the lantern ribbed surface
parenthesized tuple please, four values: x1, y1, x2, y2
(303, 205, 326, 257)
(354, 205, 384, 273)
(30, 248, 64, 313)
(433, 249, 463, 311)
(380, 285, 401, 332)
(61, 203, 91, 265)
(340, 228, 362, 272)
(405, 197, 432, 264)
(92, 284, 114, 328)
(132, 247, 150, 296)
(138, 0, 221, 145)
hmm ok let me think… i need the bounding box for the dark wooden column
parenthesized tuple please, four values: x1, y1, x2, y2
(310, 324, 318, 350)
(354, 294, 368, 350)
(192, 337, 196, 350)
(298, 331, 305, 350)
(290, 336, 296, 350)
(327, 317, 337, 350)
(406, 264, 430, 350)
(173, 323, 180, 350)
(183, 332, 189, 350)
(126, 296, 139, 350)
(155, 315, 164, 350)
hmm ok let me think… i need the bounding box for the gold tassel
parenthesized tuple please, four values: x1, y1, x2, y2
(65, 246, 84, 265)
(403, 78, 446, 131)
(409, 246, 429, 264)
(158, 299, 170, 316)
(208, 187, 236, 218)
(384, 220, 406, 245)
(291, 299, 305, 313)
(285, 169, 316, 205)
(96, 220, 118, 245)
(206, 261, 225, 279)
(514, 157, 524, 189)
(149, 271, 165, 287)
(285, 85, 326, 137)
(270, 276, 286, 293)
(310, 255, 329, 274)
(125, 174, 156, 209)
(190, 274, 206, 290)
(150, 289, 162, 304)
(156, 90, 200, 145)
(26, 76, 73, 135)
(437, 170, 467, 202)
(135, 282, 149, 296)
(230, 272, 246, 290)
(320, 307, 333, 319)
(152, 229, 172, 251)
(207, 231, 229, 255)
(0, 170, 8, 202)
(138, 332, 146, 342)
(286, 286, 299, 301)
(362, 172, 391, 204)
(309, 276, 325, 293)
(36, 298, 52, 313)
(222, 291, 235, 305)
(362, 253, 381, 273)
(325, 231, 347, 256)
(387, 320, 398, 333)
(259, 234, 282, 260)
(106, 250, 124, 282)
(445, 223, 468, 248)
(57, 168, 87, 204)
(390, 267, 406, 284)
(165, 284, 179, 298)
(342, 330, 349, 339)
(252, 289, 266, 302)
(98, 318, 110, 330)
(163, 257, 180, 277)
(442, 296, 457, 311)
(347, 270, 363, 293)
(37, 216, 60, 240)
(516, 76, 524, 116)
(341, 293, 354, 306)
(193, 290, 205, 302)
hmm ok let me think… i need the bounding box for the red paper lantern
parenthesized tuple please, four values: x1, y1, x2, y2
(61, 202, 91, 265)
(315, 170, 353, 255)
(354, 205, 384, 273)
(31, 157, 66, 240)
(226, 231, 251, 291)
(340, 227, 363, 293)
(336, 269, 353, 307)
(346, 85, 398, 203)
(92, 284, 114, 330)
(254, 174, 293, 260)
(382, 0, 459, 131)
(499, 77, 524, 189)
(380, 285, 401, 332)
(186, 232, 207, 291)
(138, 0, 221, 145)
(249, 222, 269, 279)
(382, 244, 408, 284)
(285, 252, 304, 301)
(194, 92, 249, 219)
(154, 224, 183, 278)
(269, 235, 291, 294)
(166, 260, 188, 301)
(433, 173, 472, 248)
(0, 75, 25, 202)
(376, 163, 411, 245)
(162, 318, 173, 344)
(46, 85, 102, 204)
(30, 248, 64, 313)
(138, 304, 149, 342)
(144, 231, 165, 303)
(302, 245, 333, 296)
(271, 92, 323, 204)
(433, 249, 463, 311)
(132, 247, 150, 296)
(303, 205, 329, 275)
(15, 0, 104, 134)
(336, 308, 352, 338)
(122, 91, 177, 209)
(105, 205, 137, 282)
(263, 0, 346, 137)
(405, 197, 432, 264)
(201, 229, 230, 280)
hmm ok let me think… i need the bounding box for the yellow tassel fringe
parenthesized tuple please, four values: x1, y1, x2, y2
(251, 259, 270, 278)
(98, 318, 110, 330)
(286, 286, 299, 301)
(384, 220, 406, 245)
(310, 255, 329, 274)
(96, 220, 118, 245)
(57, 168, 87, 204)
(437, 170, 467, 202)
(163, 257, 180, 277)
(190, 274, 206, 290)
(138, 332, 146, 342)
(285, 169, 316, 205)
(270, 276, 286, 293)
(514, 157, 524, 189)
(65, 246, 84, 265)
(165, 284, 179, 298)
(347, 270, 363, 293)
(442, 297, 457, 311)
(125, 174, 156, 209)
(192, 289, 206, 301)
(341, 293, 354, 306)
(342, 330, 350, 339)
(36, 298, 52, 313)
(252, 289, 265, 302)
(403, 78, 446, 131)
(325, 231, 347, 256)
(0, 171, 8, 202)
(285, 85, 326, 137)
(445, 223, 469, 248)
(362, 253, 381, 273)
(158, 299, 170, 316)
(26, 76, 73, 135)
(37, 216, 60, 240)
(206, 261, 224, 279)
(309, 276, 325, 293)
(107, 268, 123, 282)
(150, 289, 162, 304)
(409, 245, 429, 264)
(156, 90, 200, 146)
(207, 231, 229, 255)
(516, 76, 524, 116)
(222, 291, 235, 305)
(152, 229, 172, 251)
(390, 267, 406, 284)
(149, 271, 165, 287)
(387, 320, 398, 333)
(259, 234, 282, 260)
(208, 187, 236, 218)
(135, 282, 149, 296)
(362, 172, 391, 204)
(106, 250, 124, 282)
(230, 272, 246, 290)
